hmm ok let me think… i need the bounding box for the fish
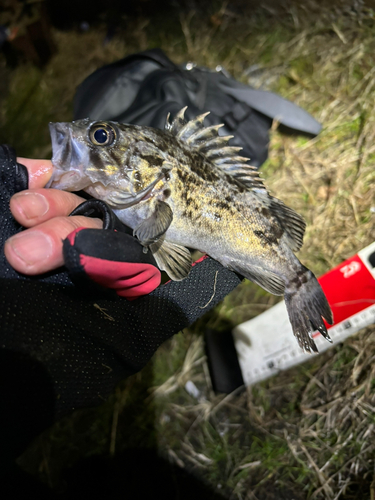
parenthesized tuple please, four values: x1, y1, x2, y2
(47, 107, 333, 353)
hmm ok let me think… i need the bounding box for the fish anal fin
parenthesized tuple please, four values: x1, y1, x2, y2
(150, 240, 192, 281)
(134, 200, 173, 246)
(232, 263, 285, 295)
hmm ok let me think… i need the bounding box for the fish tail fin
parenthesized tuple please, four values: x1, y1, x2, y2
(284, 266, 333, 353)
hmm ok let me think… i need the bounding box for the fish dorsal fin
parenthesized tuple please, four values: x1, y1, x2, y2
(167, 108, 305, 252)
(166, 108, 267, 193)
(165, 107, 189, 135)
(269, 197, 306, 252)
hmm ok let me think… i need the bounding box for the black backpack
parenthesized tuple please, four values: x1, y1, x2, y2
(74, 48, 321, 168)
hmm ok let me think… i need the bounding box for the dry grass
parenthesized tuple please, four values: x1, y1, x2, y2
(150, 329, 375, 499)
(147, 4, 375, 499)
(2, 1, 375, 499)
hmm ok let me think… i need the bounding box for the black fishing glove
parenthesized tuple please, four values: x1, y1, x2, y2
(0, 144, 243, 461)
(63, 199, 162, 299)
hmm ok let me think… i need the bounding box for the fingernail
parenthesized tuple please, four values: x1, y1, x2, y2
(13, 192, 49, 219)
(7, 231, 53, 265)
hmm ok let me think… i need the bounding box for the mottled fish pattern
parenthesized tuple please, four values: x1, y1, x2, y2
(48, 108, 333, 353)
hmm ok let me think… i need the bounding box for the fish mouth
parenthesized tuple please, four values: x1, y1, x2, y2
(47, 122, 90, 190)
(46, 169, 93, 191)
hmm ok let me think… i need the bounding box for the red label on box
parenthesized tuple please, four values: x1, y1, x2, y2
(317, 254, 375, 331)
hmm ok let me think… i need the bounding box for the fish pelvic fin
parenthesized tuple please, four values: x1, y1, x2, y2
(284, 266, 333, 354)
(150, 239, 192, 281)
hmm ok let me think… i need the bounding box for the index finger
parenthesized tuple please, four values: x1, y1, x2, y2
(17, 158, 53, 190)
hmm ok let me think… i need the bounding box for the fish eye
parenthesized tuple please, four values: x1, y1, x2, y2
(94, 128, 108, 144)
(89, 124, 116, 147)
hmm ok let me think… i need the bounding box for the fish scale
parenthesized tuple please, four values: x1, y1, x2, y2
(47, 107, 333, 353)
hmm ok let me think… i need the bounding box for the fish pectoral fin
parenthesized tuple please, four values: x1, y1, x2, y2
(232, 264, 285, 295)
(270, 197, 306, 252)
(134, 200, 173, 246)
(150, 239, 192, 281)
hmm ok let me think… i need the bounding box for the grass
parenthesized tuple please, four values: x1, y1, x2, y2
(2, 1, 375, 499)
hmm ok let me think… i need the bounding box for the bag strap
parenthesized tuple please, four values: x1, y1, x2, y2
(217, 77, 322, 135)
(186, 68, 321, 135)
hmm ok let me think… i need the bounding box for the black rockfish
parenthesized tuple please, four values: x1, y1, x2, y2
(47, 108, 333, 353)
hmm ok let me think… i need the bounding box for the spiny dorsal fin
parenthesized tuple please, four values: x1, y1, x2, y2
(198, 135, 234, 154)
(167, 108, 305, 253)
(167, 108, 267, 193)
(187, 123, 224, 146)
(165, 107, 188, 135)
(177, 112, 210, 142)
(205, 146, 243, 160)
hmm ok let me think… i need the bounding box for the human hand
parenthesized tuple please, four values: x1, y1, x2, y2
(3, 155, 161, 298)
(4, 158, 103, 275)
